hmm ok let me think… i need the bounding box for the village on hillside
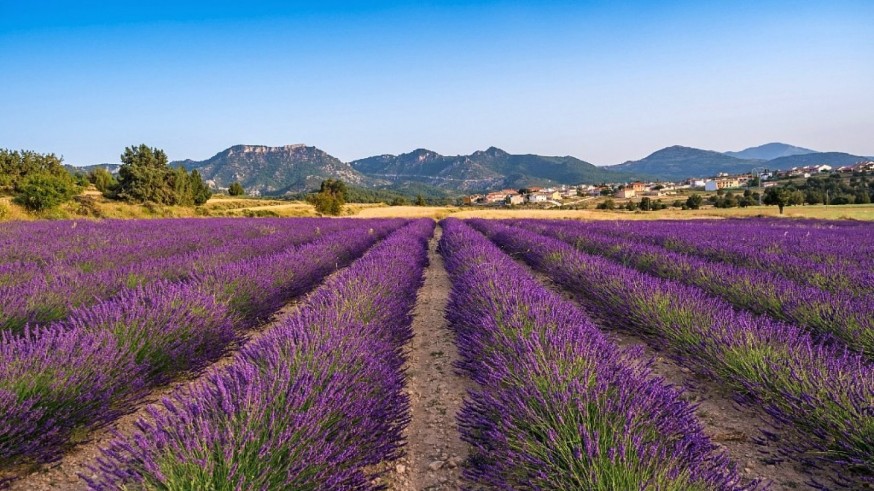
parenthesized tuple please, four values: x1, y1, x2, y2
(461, 160, 874, 208)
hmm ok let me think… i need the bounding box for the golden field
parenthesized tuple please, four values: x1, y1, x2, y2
(2, 192, 873, 222)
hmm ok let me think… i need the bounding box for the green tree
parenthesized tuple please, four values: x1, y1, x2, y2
(89, 168, 116, 193)
(13, 174, 79, 212)
(0, 149, 67, 189)
(307, 179, 347, 215)
(763, 187, 793, 214)
(639, 197, 653, 211)
(309, 192, 343, 215)
(190, 170, 211, 205)
(116, 145, 174, 203)
(685, 194, 703, 210)
(114, 144, 210, 205)
(228, 182, 245, 196)
(414, 194, 426, 206)
(596, 199, 615, 210)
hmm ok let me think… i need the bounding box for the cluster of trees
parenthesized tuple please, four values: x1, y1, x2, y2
(795, 174, 872, 205)
(1, 149, 81, 211)
(598, 197, 671, 211)
(707, 189, 761, 209)
(757, 175, 872, 214)
(101, 145, 211, 206)
(303, 180, 434, 214)
(0, 145, 213, 213)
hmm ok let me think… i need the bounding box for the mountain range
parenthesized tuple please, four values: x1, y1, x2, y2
(70, 142, 871, 197)
(167, 145, 639, 196)
(607, 143, 871, 181)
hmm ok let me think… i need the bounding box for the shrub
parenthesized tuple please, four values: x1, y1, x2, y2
(596, 199, 615, 210)
(12, 174, 79, 212)
(228, 182, 245, 196)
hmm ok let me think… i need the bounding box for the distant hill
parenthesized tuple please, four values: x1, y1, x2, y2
(65, 163, 120, 175)
(764, 152, 869, 170)
(351, 146, 635, 192)
(724, 142, 816, 160)
(606, 145, 762, 180)
(173, 145, 374, 195)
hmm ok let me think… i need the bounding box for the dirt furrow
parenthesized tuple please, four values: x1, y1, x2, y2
(381, 226, 471, 491)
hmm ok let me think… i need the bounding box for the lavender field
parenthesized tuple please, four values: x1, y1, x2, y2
(1, 216, 872, 490)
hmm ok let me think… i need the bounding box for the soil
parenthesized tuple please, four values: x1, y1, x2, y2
(377, 225, 472, 491)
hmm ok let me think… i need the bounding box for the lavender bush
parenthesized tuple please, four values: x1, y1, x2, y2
(0, 218, 405, 476)
(85, 219, 433, 490)
(440, 219, 749, 490)
(511, 219, 874, 357)
(470, 219, 874, 481)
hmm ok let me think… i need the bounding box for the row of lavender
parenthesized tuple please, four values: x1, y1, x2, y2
(470, 219, 874, 484)
(440, 219, 751, 489)
(510, 219, 874, 358)
(0, 218, 404, 480)
(86, 219, 433, 490)
(0, 218, 292, 272)
(1, 218, 357, 332)
(579, 219, 874, 297)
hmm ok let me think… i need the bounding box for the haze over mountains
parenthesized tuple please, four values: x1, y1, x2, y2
(74, 141, 871, 197)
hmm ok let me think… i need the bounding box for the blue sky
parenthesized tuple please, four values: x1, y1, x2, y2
(1, 1, 872, 165)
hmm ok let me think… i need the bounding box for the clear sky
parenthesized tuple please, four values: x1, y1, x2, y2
(2, 1, 872, 165)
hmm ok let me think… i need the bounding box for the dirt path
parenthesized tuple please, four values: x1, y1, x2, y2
(7, 276, 334, 490)
(525, 269, 834, 491)
(380, 225, 471, 491)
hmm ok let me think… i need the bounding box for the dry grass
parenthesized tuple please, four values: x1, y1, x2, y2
(3, 190, 872, 222)
(351, 203, 874, 221)
(0, 192, 320, 221)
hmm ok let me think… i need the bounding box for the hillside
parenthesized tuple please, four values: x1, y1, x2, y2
(351, 146, 634, 192)
(724, 142, 816, 160)
(173, 144, 374, 195)
(764, 152, 869, 170)
(606, 146, 762, 180)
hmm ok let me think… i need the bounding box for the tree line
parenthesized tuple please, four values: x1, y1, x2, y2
(1, 145, 213, 212)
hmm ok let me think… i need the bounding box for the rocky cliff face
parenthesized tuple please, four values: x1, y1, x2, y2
(174, 144, 375, 195)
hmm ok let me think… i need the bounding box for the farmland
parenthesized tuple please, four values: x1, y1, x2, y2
(1, 216, 872, 490)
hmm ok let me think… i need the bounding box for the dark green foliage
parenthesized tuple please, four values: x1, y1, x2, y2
(414, 194, 426, 206)
(228, 182, 245, 196)
(792, 174, 874, 205)
(89, 168, 116, 193)
(712, 191, 740, 208)
(763, 187, 794, 214)
(190, 170, 211, 205)
(113, 144, 212, 206)
(12, 173, 80, 211)
(307, 179, 347, 215)
(596, 199, 615, 210)
(685, 194, 703, 210)
(389, 197, 407, 206)
(0, 149, 68, 189)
